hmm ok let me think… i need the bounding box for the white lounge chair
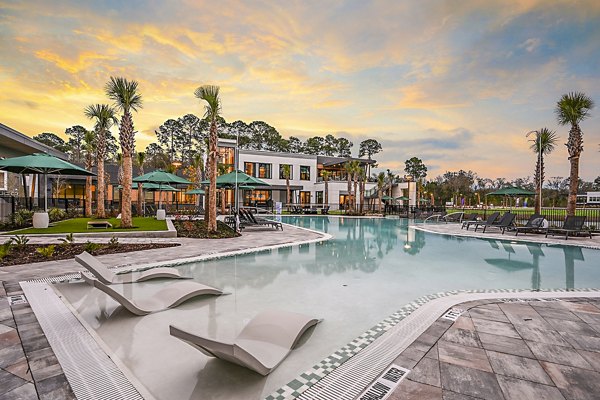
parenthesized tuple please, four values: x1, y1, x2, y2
(81, 274, 225, 316)
(169, 310, 321, 375)
(75, 251, 189, 285)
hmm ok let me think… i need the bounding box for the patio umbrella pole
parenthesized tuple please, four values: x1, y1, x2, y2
(44, 174, 48, 212)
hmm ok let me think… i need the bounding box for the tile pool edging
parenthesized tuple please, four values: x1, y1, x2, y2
(412, 223, 600, 250)
(265, 287, 600, 400)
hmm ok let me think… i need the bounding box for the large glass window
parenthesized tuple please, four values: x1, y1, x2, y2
(299, 191, 311, 204)
(244, 162, 255, 177)
(257, 163, 272, 179)
(218, 147, 235, 172)
(316, 191, 323, 204)
(300, 165, 310, 181)
(279, 164, 293, 180)
(243, 189, 271, 206)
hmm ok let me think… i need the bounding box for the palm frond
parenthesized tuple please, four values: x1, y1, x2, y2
(84, 104, 117, 130)
(555, 91, 595, 126)
(194, 85, 221, 120)
(105, 76, 143, 113)
(529, 128, 558, 155)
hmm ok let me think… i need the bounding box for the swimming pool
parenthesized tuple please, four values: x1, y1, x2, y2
(55, 217, 600, 400)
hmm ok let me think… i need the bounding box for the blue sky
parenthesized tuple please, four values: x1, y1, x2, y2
(0, 0, 599, 180)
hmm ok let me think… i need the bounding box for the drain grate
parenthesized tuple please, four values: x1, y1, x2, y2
(358, 364, 409, 400)
(8, 294, 28, 306)
(441, 307, 464, 321)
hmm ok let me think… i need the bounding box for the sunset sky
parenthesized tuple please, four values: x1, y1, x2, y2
(1, 0, 599, 181)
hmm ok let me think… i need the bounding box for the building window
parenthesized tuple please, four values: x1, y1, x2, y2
(257, 163, 272, 179)
(279, 164, 293, 180)
(0, 171, 6, 191)
(244, 162, 255, 177)
(299, 191, 311, 204)
(300, 165, 310, 181)
(218, 147, 235, 172)
(244, 189, 271, 206)
(316, 191, 323, 204)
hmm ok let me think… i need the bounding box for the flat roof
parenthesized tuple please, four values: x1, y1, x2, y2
(0, 122, 67, 158)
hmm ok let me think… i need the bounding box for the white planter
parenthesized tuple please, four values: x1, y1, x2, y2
(156, 209, 166, 220)
(33, 212, 49, 229)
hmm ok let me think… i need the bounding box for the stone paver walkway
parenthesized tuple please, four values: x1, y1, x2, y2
(0, 224, 326, 399)
(389, 298, 600, 400)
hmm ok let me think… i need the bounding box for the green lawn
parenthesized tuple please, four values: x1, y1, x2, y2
(7, 217, 168, 235)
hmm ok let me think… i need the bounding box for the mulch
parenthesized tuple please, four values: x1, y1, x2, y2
(0, 243, 180, 267)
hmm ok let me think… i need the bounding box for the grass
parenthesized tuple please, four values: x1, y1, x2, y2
(6, 217, 168, 235)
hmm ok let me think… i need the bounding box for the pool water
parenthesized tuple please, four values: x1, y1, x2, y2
(56, 217, 600, 400)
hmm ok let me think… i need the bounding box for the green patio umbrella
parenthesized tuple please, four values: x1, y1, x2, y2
(118, 183, 179, 191)
(487, 186, 535, 209)
(381, 195, 395, 201)
(396, 196, 410, 201)
(0, 153, 94, 211)
(201, 170, 270, 188)
(133, 170, 192, 208)
(186, 188, 206, 195)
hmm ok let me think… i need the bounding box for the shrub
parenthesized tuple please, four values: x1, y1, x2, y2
(36, 245, 55, 258)
(10, 235, 29, 249)
(0, 240, 13, 260)
(48, 208, 67, 222)
(10, 209, 34, 228)
(58, 233, 75, 246)
(108, 236, 119, 248)
(66, 208, 83, 219)
(84, 241, 102, 254)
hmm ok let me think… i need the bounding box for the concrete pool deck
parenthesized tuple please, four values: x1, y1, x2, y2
(0, 224, 327, 400)
(2, 220, 600, 399)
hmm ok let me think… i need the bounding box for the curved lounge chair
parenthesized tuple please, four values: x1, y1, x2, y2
(81, 274, 225, 316)
(75, 251, 189, 285)
(169, 310, 321, 375)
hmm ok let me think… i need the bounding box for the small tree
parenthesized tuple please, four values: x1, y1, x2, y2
(529, 128, 558, 214)
(282, 164, 291, 211)
(404, 157, 428, 205)
(359, 139, 382, 177)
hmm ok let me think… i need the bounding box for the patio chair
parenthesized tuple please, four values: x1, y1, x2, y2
(75, 251, 190, 285)
(545, 215, 592, 240)
(459, 213, 479, 229)
(169, 310, 321, 375)
(81, 274, 225, 316)
(464, 212, 500, 231)
(321, 206, 330, 215)
(242, 209, 283, 230)
(482, 212, 516, 234)
(443, 212, 464, 223)
(514, 214, 545, 236)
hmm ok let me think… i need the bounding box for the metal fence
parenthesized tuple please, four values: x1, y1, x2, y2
(450, 207, 600, 229)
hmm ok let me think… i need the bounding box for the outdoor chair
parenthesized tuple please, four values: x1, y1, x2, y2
(75, 251, 190, 285)
(321, 206, 330, 215)
(464, 212, 500, 231)
(545, 216, 592, 240)
(243, 209, 283, 230)
(459, 213, 478, 228)
(514, 214, 545, 236)
(482, 212, 516, 234)
(81, 274, 226, 316)
(443, 212, 464, 223)
(169, 310, 321, 375)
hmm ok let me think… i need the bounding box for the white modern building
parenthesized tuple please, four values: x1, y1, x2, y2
(217, 138, 417, 210)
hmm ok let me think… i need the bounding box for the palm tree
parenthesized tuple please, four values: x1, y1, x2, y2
(386, 169, 395, 197)
(116, 153, 123, 209)
(105, 77, 142, 227)
(195, 85, 221, 233)
(529, 128, 558, 214)
(83, 130, 96, 217)
(350, 161, 361, 212)
(344, 162, 353, 211)
(359, 168, 366, 214)
(555, 92, 594, 215)
(321, 170, 330, 208)
(377, 172, 385, 213)
(136, 151, 146, 216)
(282, 164, 291, 211)
(84, 104, 117, 218)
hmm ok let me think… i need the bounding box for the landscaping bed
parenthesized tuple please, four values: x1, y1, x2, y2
(7, 217, 168, 235)
(0, 241, 180, 267)
(173, 220, 239, 239)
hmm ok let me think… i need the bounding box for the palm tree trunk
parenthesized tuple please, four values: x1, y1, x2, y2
(208, 121, 218, 232)
(359, 179, 365, 214)
(324, 180, 329, 206)
(85, 176, 92, 216)
(97, 159, 106, 218)
(121, 155, 133, 227)
(378, 191, 383, 213)
(567, 155, 579, 216)
(353, 178, 358, 212)
(221, 188, 226, 215)
(286, 178, 290, 211)
(534, 157, 541, 215)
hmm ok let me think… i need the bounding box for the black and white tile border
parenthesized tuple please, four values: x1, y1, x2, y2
(264, 287, 600, 400)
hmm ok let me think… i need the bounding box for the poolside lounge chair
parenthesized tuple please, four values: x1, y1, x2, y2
(459, 213, 478, 228)
(75, 251, 190, 285)
(169, 310, 321, 375)
(545, 215, 592, 240)
(81, 274, 225, 316)
(514, 214, 545, 236)
(242, 209, 283, 230)
(482, 212, 516, 234)
(464, 212, 499, 231)
(321, 206, 330, 215)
